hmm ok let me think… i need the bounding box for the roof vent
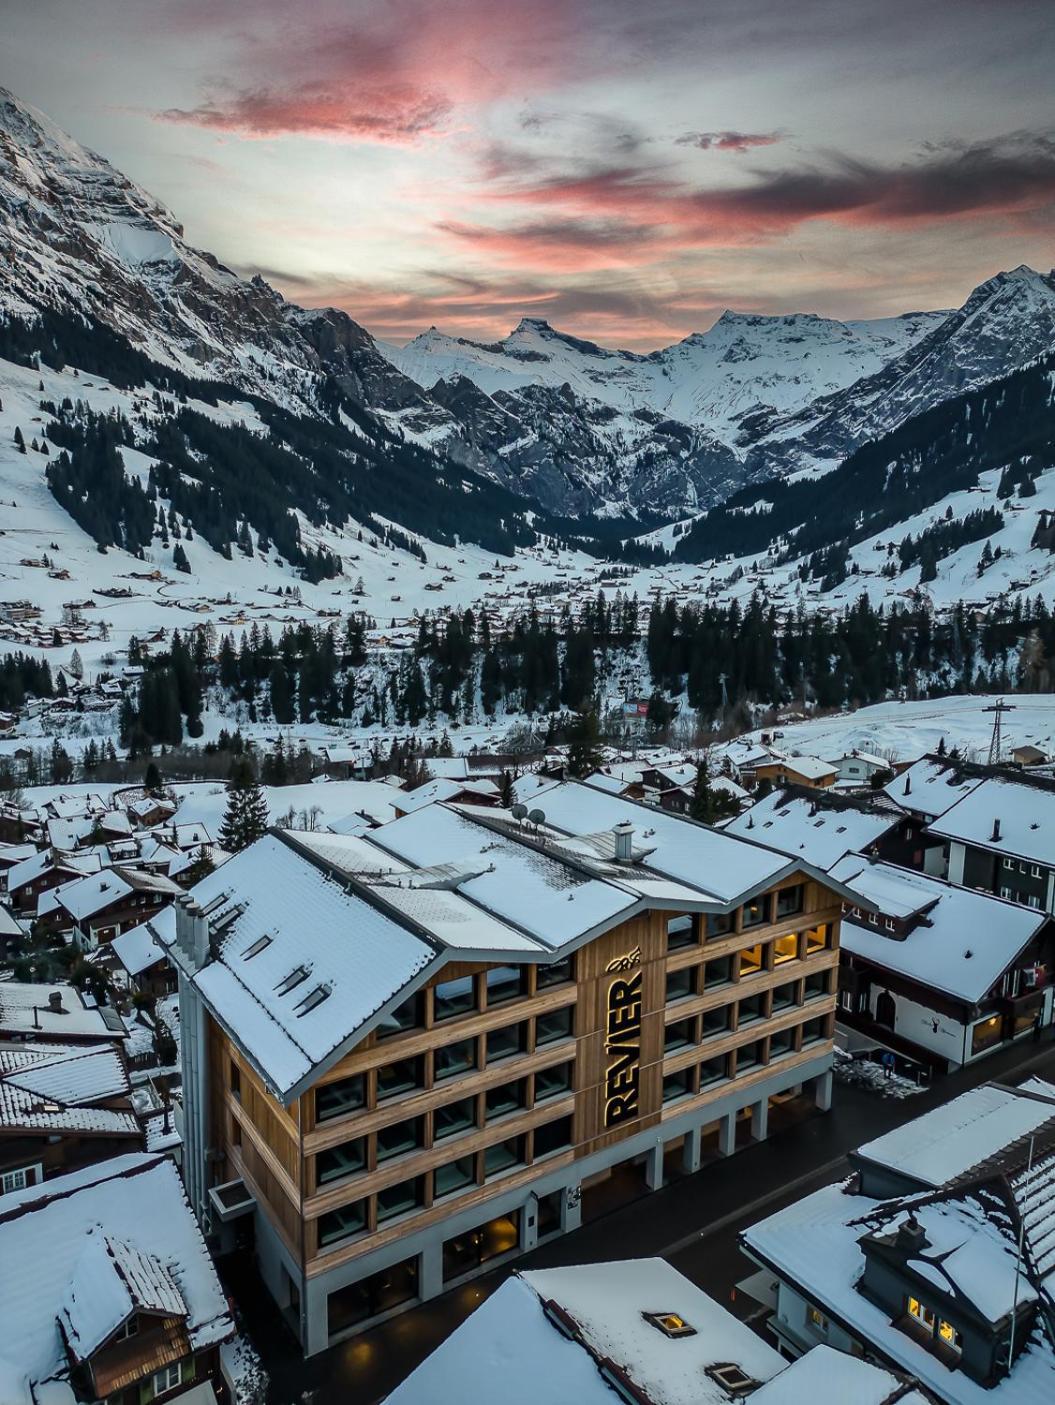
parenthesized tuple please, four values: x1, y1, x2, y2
(613, 821, 634, 863)
(294, 983, 332, 1017)
(274, 965, 310, 995)
(991, 818, 1002, 842)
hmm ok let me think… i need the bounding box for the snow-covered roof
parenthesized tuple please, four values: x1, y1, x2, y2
(396, 777, 497, 813)
(110, 906, 176, 976)
(0, 1154, 232, 1391)
(727, 791, 899, 872)
(386, 1259, 784, 1405)
(884, 756, 983, 820)
(50, 866, 182, 922)
(0, 982, 127, 1040)
(60, 1231, 187, 1361)
(832, 856, 1048, 1003)
(750, 1345, 930, 1405)
(0, 1040, 138, 1137)
(6, 847, 101, 894)
(854, 1083, 1055, 1190)
(928, 775, 1055, 866)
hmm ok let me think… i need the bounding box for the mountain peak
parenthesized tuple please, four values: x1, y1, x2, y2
(510, 317, 554, 336)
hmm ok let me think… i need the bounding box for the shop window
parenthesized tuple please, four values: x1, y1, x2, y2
(485, 1079, 526, 1120)
(666, 914, 697, 951)
(665, 1016, 695, 1051)
(804, 924, 829, 956)
(699, 1054, 727, 1087)
(971, 1014, 1003, 1056)
(376, 992, 424, 1039)
(487, 1022, 527, 1062)
(666, 966, 695, 1003)
(776, 884, 804, 918)
(702, 1005, 731, 1038)
(433, 974, 476, 1022)
(705, 955, 733, 988)
(663, 1068, 693, 1102)
(434, 1155, 475, 1199)
(434, 1036, 476, 1081)
(484, 1136, 525, 1177)
(315, 1073, 364, 1123)
(773, 932, 799, 965)
(317, 1200, 366, 1247)
(537, 956, 573, 988)
(486, 966, 526, 1007)
(316, 1138, 366, 1185)
(327, 1256, 418, 1335)
(534, 1115, 572, 1158)
(376, 1176, 425, 1223)
(741, 896, 769, 930)
(376, 1116, 424, 1163)
(536, 1005, 573, 1045)
(434, 1095, 477, 1140)
(376, 1057, 424, 1101)
(738, 944, 764, 977)
(442, 1211, 520, 1282)
(535, 1061, 573, 1101)
(706, 911, 734, 941)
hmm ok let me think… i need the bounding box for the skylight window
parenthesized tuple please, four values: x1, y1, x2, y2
(705, 1364, 759, 1396)
(643, 1310, 696, 1338)
(275, 965, 310, 995)
(294, 984, 332, 1017)
(242, 935, 272, 960)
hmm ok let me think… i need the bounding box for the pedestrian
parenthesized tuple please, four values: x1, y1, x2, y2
(1033, 1010, 1043, 1044)
(882, 1050, 894, 1079)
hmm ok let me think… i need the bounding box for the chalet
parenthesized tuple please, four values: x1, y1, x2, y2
(0, 982, 128, 1046)
(743, 754, 839, 792)
(727, 788, 906, 872)
(393, 777, 501, 817)
(927, 773, 1055, 911)
(111, 909, 178, 998)
(6, 847, 103, 916)
(0, 842, 37, 893)
(40, 867, 184, 949)
(834, 749, 892, 784)
(169, 780, 857, 1354)
(0, 1153, 234, 1404)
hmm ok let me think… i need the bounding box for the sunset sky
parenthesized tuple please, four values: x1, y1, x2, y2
(1, 0, 1053, 348)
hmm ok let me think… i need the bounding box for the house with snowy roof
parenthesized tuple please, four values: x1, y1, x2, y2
(38, 867, 184, 949)
(832, 855, 1055, 1068)
(926, 773, 1055, 913)
(6, 847, 103, 916)
(167, 779, 863, 1354)
(740, 1080, 1055, 1405)
(727, 789, 906, 873)
(0, 1153, 234, 1404)
(0, 1041, 142, 1197)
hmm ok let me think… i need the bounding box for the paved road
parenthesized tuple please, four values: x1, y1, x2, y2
(225, 1033, 1055, 1405)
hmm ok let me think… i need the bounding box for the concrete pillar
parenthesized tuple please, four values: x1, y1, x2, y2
(644, 1141, 664, 1192)
(947, 841, 965, 886)
(420, 1242, 444, 1301)
(751, 1097, 769, 1143)
(304, 1276, 328, 1357)
(522, 1194, 540, 1253)
(717, 1112, 736, 1157)
(812, 1069, 833, 1112)
(681, 1125, 702, 1174)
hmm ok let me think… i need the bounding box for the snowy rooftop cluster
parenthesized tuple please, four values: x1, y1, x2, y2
(0, 1040, 138, 1138)
(726, 789, 900, 872)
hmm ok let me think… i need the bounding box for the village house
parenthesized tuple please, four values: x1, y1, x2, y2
(0, 981, 128, 1045)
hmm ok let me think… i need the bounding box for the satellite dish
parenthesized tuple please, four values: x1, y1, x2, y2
(528, 808, 546, 826)
(511, 804, 528, 820)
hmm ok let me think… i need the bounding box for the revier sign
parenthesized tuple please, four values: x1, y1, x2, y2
(603, 949, 643, 1128)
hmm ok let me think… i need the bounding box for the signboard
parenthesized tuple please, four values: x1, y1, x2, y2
(603, 947, 643, 1128)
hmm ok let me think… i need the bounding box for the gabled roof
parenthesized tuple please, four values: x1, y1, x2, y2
(110, 907, 177, 976)
(727, 790, 899, 872)
(60, 1232, 186, 1362)
(928, 776, 1055, 867)
(0, 1041, 138, 1137)
(0, 983, 127, 1041)
(883, 756, 982, 821)
(6, 848, 101, 894)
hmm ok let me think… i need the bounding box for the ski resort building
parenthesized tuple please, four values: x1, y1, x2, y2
(167, 782, 855, 1353)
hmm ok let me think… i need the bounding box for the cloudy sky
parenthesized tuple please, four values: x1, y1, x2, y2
(1, 0, 1052, 347)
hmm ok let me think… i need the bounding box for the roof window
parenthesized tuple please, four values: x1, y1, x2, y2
(705, 1363, 759, 1396)
(242, 935, 272, 960)
(275, 965, 310, 995)
(294, 984, 332, 1017)
(643, 1310, 696, 1339)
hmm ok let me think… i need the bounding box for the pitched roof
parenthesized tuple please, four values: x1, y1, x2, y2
(59, 1231, 186, 1361)
(727, 790, 899, 872)
(928, 775, 1055, 866)
(0, 1042, 138, 1137)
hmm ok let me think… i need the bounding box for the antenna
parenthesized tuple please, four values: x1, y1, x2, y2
(984, 698, 1015, 766)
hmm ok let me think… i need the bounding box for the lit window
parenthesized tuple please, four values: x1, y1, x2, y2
(741, 897, 768, 930)
(644, 1310, 696, 1339)
(773, 932, 799, 964)
(804, 924, 828, 955)
(938, 1319, 963, 1353)
(806, 1305, 828, 1332)
(907, 1296, 935, 1330)
(739, 944, 763, 976)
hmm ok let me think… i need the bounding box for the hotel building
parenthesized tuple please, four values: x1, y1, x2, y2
(169, 781, 857, 1354)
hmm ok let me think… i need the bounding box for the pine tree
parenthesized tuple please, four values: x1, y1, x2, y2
(567, 709, 604, 778)
(219, 758, 269, 852)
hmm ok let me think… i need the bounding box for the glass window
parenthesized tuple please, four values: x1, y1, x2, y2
(376, 1176, 425, 1222)
(741, 896, 769, 929)
(937, 1319, 963, 1354)
(666, 914, 697, 951)
(434, 1155, 475, 1199)
(699, 1054, 727, 1087)
(776, 884, 804, 918)
(535, 1005, 573, 1045)
(442, 1211, 520, 1282)
(152, 1364, 183, 1395)
(433, 974, 476, 1022)
(773, 932, 799, 965)
(769, 1028, 793, 1058)
(772, 982, 797, 1010)
(318, 1200, 366, 1246)
(665, 966, 695, 1003)
(803, 971, 828, 1001)
(738, 944, 764, 977)
(484, 1136, 525, 1177)
(738, 992, 765, 1025)
(327, 1257, 418, 1334)
(705, 911, 734, 941)
(485, 966, 526, 1006)
(376, 1116, 424, 1162)
(534, 1115, 572, 1158)
(434, 1095, 476, 1140)
(537, 956, 573, 988)
(487, 1023, 527, 1062)
(316, 1073, 365, 1123)
(663, 1068, 693, 1102)
(705, 955, 733, 988)
(801, 1016, 826, 1045)
(376, 992, 424, 1039)
(485, 1079, 526, 1120)
(907, 1296, 935, 1331)
(702, 1004, 731, 1038)
(376, 1057, 424, 1101)
(316, 1138, 366, 1185)
(736, 1040, 763, 1071)
(434, 1037, 476, 1081)
(971, 1014, 1003, 1056)
(804, 924, 829, 956)
(535, 1061, 573, 1101)
(665, 1016, 695, 1051)
(229, 1062, 241, 1100)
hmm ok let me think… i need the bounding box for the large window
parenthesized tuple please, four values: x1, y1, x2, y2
(433, 974, 476, 1022)
(665, 1016, 695, 1051)
(771, 982, 797, 1011)
(376, 1057, 424, 1101)
(536, 1005, 573, 1045)
(705, 955, 733, 988)
(705, 911, 734, 941)
(804, 971, 829, 1001)
(316, 1073, 365, 1123)
(376, 992, 424, 1039)
(666, 967, 695, 1003)
(327, 1257, 418, 1335)
(801, 1016, 827, 1045)
(773, 932, 799, 965)
(738, 944, 764, 977)
(316, 1138, 366, 1185)
(666, 914, 697, 951)
(804, 924, 829, 956)
(663, 1068, 693, 1103)
(534, 1115, 572, 1158)
(741, 896, 769, 930)
(376, 1116, 424, 1162)
(443, 1211, 520, 1282)
(738, 992, 765, 1026)
(486, 1079, 526, 1120)
(537, 956, 573, 989)
(486, 966, 526, 1006)
(434, 1155, 475, 1199)
(487, 1023, 527, 1062)
(535, 1061, 573, 1101)
(769, 1028, 794, 1059)
(434, 1095, 476, 1140)
(376, 1176, 425, 1223)
(971, 1014, 1003, 1057)
(434, 1037, 476, 1081)
(736, 1040, 763, 1071)
(702, 1005, 731, 1039)
(699, 1054, 727, 1087)
(776, 884, 804, 918)
(318, 1200, 366, 1247)
(484, 1136, 525, 1177)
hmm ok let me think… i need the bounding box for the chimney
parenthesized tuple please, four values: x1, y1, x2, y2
(904, 775, 911, 795)
(613, 821, 634, 863)
(48, 991, 65, 1014)
(174, 894, 210, 970)
(991, 818, 1002, 842)
(896, 1214, 928, 1255)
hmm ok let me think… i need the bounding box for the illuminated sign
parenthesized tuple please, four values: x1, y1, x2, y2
(603, 948, 643, 1128)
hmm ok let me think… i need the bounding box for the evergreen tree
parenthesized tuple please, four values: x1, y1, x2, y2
(567, 709, 604, 778)
(219, 757, 269, 852)
(690, 760, 738, 825)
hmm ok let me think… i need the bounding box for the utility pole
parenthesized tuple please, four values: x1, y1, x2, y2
(984, 698, 1015, 766)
